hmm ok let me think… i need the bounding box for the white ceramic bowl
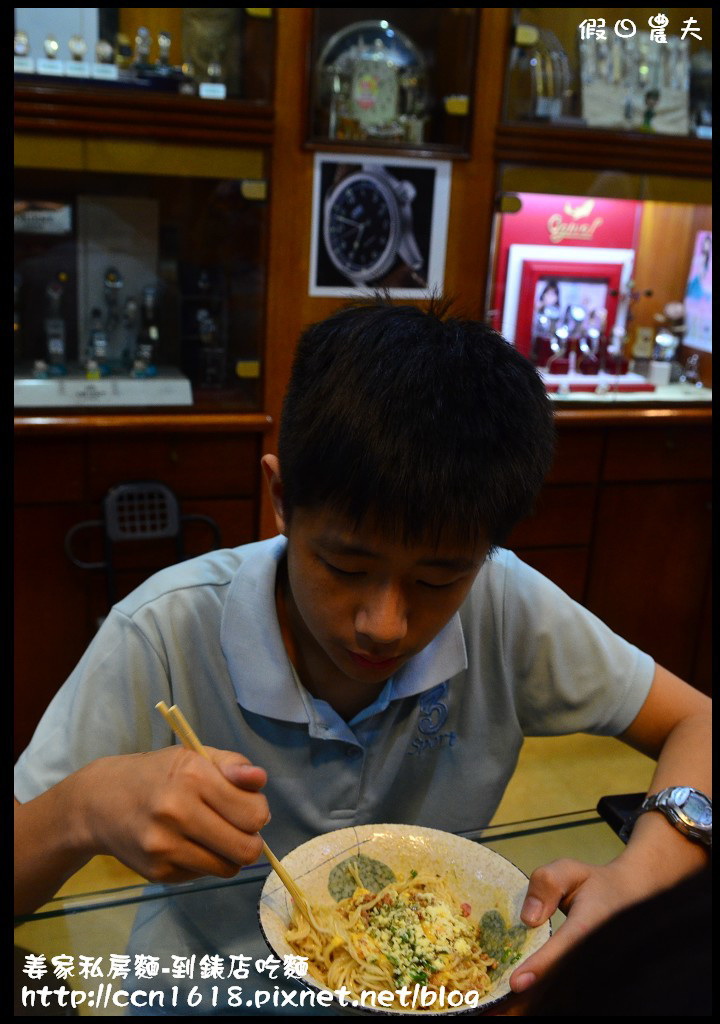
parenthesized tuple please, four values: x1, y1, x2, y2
(258, 823, 551, 1015)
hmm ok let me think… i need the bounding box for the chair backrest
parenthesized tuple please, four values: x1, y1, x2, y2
(103, 481, 181, 542)
(65, 480, 222, 614)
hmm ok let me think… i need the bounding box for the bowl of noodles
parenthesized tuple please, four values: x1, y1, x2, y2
(258, 823, 551, 1015)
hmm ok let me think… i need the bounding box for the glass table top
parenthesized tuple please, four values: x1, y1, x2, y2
(15, 810, 623, 1017)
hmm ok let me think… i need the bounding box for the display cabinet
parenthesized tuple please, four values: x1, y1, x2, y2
(305, 8, 479, 156)
(503, 7, 712, 138)
(14, 158, 269, 412)
(13, 8, 278, 757)
(14, 8, 275, 104)
(14, 7, 276, 413)
(489, 9, 712, 696)
(488, 8, 712, 399)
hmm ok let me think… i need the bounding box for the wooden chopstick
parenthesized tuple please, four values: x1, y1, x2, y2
(155, 700, 312, 923)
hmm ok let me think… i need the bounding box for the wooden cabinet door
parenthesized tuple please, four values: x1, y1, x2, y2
(14, 503, 106, 760)
(585, 480, 712, 685)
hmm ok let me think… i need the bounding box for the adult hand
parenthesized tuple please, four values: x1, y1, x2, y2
(77, 745, 270, 884)
(508, 857, 654, 993)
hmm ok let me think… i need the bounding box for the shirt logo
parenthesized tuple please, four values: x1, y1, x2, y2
(408, 682, 457, 755)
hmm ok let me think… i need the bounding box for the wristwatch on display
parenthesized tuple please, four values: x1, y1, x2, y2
(619, 786, 712, 847)
(323, 164, 425, 287)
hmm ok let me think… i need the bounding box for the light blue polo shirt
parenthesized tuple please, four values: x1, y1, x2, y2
(15, 537, 656, 1014)
(15, 535, 655, 859)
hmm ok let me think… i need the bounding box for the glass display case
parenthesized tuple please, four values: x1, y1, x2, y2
(486, 168, 711, 399)
(487, 9, 712, 401)
(14, 8, 275, 103)
(305, 8, 479, 156)
(13, 8, 276, 413)
(14, 163, 269, 411)
(504, 7, 712, 139)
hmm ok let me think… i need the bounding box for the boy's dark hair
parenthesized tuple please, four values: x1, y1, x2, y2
(278, 300, 556, 551)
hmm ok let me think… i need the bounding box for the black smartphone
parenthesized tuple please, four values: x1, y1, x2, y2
(596, 792, 645, 842)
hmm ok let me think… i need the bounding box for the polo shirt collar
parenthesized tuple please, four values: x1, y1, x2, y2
(221, 535, 468, 724)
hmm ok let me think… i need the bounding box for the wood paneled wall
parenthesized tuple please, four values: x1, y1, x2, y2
(259, 9, 712, 536)
(260, 9, 511, 537)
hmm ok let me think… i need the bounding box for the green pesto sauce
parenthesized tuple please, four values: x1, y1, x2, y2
(479, 910, 527, 975)
(327, 854, 396, 902)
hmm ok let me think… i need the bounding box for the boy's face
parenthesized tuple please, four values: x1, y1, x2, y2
(279, 504, 489, 714)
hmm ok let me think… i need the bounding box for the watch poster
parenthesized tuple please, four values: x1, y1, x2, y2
(309, 153, 451, 298)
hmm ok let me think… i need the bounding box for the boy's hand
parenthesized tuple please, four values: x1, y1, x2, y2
(508, 858, 630, 992)
(76, 746, 270, 884)
(508, 839, 707, 992)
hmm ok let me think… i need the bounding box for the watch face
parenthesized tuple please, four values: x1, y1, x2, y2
(68, 34, 88, 60)
(678, 789, 712, 827)
(14, 31, 30, 57)
(323, 173, 400, 283)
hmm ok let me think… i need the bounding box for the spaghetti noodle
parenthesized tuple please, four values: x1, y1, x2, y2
(286, 864, 501, 1010)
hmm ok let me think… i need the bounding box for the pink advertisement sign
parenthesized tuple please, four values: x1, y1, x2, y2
(490, 193, 642, 337)
(684, 231, 712, 352)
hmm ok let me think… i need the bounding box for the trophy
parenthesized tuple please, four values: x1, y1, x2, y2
(44, 272, 69, 375)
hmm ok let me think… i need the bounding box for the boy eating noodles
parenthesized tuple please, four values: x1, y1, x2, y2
(15, 300, 710, 995)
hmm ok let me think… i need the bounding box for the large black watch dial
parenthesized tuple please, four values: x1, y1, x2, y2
(324, 176, 398, 282)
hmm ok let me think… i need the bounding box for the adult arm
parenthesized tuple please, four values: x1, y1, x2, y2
(509, 663, 711, 992)
(14, 745, 269, 917)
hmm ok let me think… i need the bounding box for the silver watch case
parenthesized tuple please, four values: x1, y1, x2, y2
(643, 786, 712, 847)
(323, 165, 423, 284)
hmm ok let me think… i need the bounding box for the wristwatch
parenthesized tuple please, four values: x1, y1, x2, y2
(619, 786, 712, 847)
(323, 164, 425, 287)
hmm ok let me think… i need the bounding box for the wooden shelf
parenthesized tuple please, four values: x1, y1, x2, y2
(495, 122, 712, 179)
(14, 412, 273, 435)
(14, 80, 274, 147)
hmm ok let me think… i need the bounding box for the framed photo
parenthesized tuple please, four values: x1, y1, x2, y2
(309, 153, 451, 298)
(501, 244, 636, 355)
